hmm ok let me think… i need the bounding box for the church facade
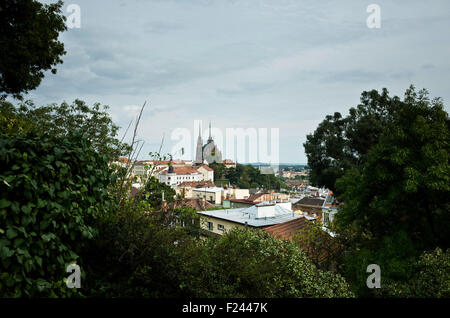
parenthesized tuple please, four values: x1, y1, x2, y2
(195, 123, 222, 164)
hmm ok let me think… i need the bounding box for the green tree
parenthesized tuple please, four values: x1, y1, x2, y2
(379, 248, 450, 298)
(81, 197, 202, 298)
(336, 86, 450, 249)
(0, 0, 67, 99)
(171, 206, 202, 238)
(202, 228, 354, 298)
(141, 176, 176, 210)
(225, 164, 284, 190)
(304, 88, 401, 191)
(0, 99, 131, 161)
(334, 86, 450, 296)
(292, 222, 343, 271)
(208, 162, 226, 180)
(0, 132, 115, 297)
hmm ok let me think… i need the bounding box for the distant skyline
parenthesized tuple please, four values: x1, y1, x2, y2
(29, 0, 450, 163)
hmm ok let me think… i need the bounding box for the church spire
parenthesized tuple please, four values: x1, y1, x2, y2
(195, 121, 203, 164)
(208, 121, 213, 143)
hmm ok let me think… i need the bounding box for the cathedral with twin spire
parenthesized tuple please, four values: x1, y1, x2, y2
(195, 122, 222, 165)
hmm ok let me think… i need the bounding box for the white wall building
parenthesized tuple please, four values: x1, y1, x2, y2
(192, 187, 224, 204)
(196, 164, 214, 182)
(159, 166, 203, 187)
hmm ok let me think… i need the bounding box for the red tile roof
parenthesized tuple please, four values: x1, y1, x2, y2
(229, 199, 253, 204)
(178, 180, 215, 188)
(246, 192, 265, 202)
(160, 166, 201, 175)
(117, 157, 131, 163)
(196, 164, 213, 171)
(169, 198, 215, 211)
(134, 160, 185, 165)
(323, 203, 341, 209)
(262, 217, 309, 241)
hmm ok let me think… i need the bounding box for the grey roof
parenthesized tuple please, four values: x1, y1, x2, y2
(289, 198, 302, 205)
(197, 204, 302, 227)
(295, 197, 325, 207)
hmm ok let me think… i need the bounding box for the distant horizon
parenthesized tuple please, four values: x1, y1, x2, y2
(32, 0, 450, 163)
(130, 157, 308, 167)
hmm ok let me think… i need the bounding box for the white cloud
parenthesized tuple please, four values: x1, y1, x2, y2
(30, 0, 450, 162)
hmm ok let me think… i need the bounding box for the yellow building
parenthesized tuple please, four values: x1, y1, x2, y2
(197, 202, 305, 236)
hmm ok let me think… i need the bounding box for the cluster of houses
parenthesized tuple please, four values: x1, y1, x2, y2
(199, 185, 339, 240)
(115, 127, 338, 241)
(115, 155, 339, 241)
(278, 169, 309, 179)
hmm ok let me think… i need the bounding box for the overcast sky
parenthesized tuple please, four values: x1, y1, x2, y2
(31, 0, 450, 164)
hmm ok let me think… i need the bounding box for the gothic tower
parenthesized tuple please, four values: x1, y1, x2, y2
(207, 121, 213, 144)
(195, 123, 203, 164)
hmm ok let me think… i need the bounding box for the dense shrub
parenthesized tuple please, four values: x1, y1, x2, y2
(0, 132, 115, 297)
(82, 199, 203, 297)
(83, 203, 354, 298)
(201, 228, 354, 298)
(378, 248, 450, 298)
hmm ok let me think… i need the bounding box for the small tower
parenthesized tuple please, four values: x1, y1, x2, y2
(207, 121, 213, 144)
(195, 122, 203, 164)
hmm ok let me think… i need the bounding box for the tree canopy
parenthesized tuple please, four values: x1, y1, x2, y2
(304, 88, 401, 191)
(327, 86, 450, 296)
(142, 176, 176, 210)
(0, 99, 131, 161)
(225, 164, 286, 190)
(0, 0, 67, 99)
(336, 86, 450, 249)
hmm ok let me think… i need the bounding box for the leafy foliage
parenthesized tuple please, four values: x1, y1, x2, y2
(379, 248, 450, 298)
(82, 198, 203, 298)
(341, 230, 417, 297)
(82, 198, 354, 298)
(292, 222, 343, 271)
(171, 206, 202, 238)
(304, 88, 401, 191)
(141, 176, 176, 210)
(0, 132, 115, 297)
(336, 87, 450, 249)
(330, 86, 450, 297)
(202, 228, 354, 298)
(0, 99, 131, 161)
(225, 164, 286, 190)
(0, 0, 67, 99)
(209, 162, 226, 180)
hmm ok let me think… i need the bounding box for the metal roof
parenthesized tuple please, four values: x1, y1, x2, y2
(197, 204, 302, 227)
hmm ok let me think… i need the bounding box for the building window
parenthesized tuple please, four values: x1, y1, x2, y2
(208, 222, 213, 231)
(218, 224, 225, 231)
